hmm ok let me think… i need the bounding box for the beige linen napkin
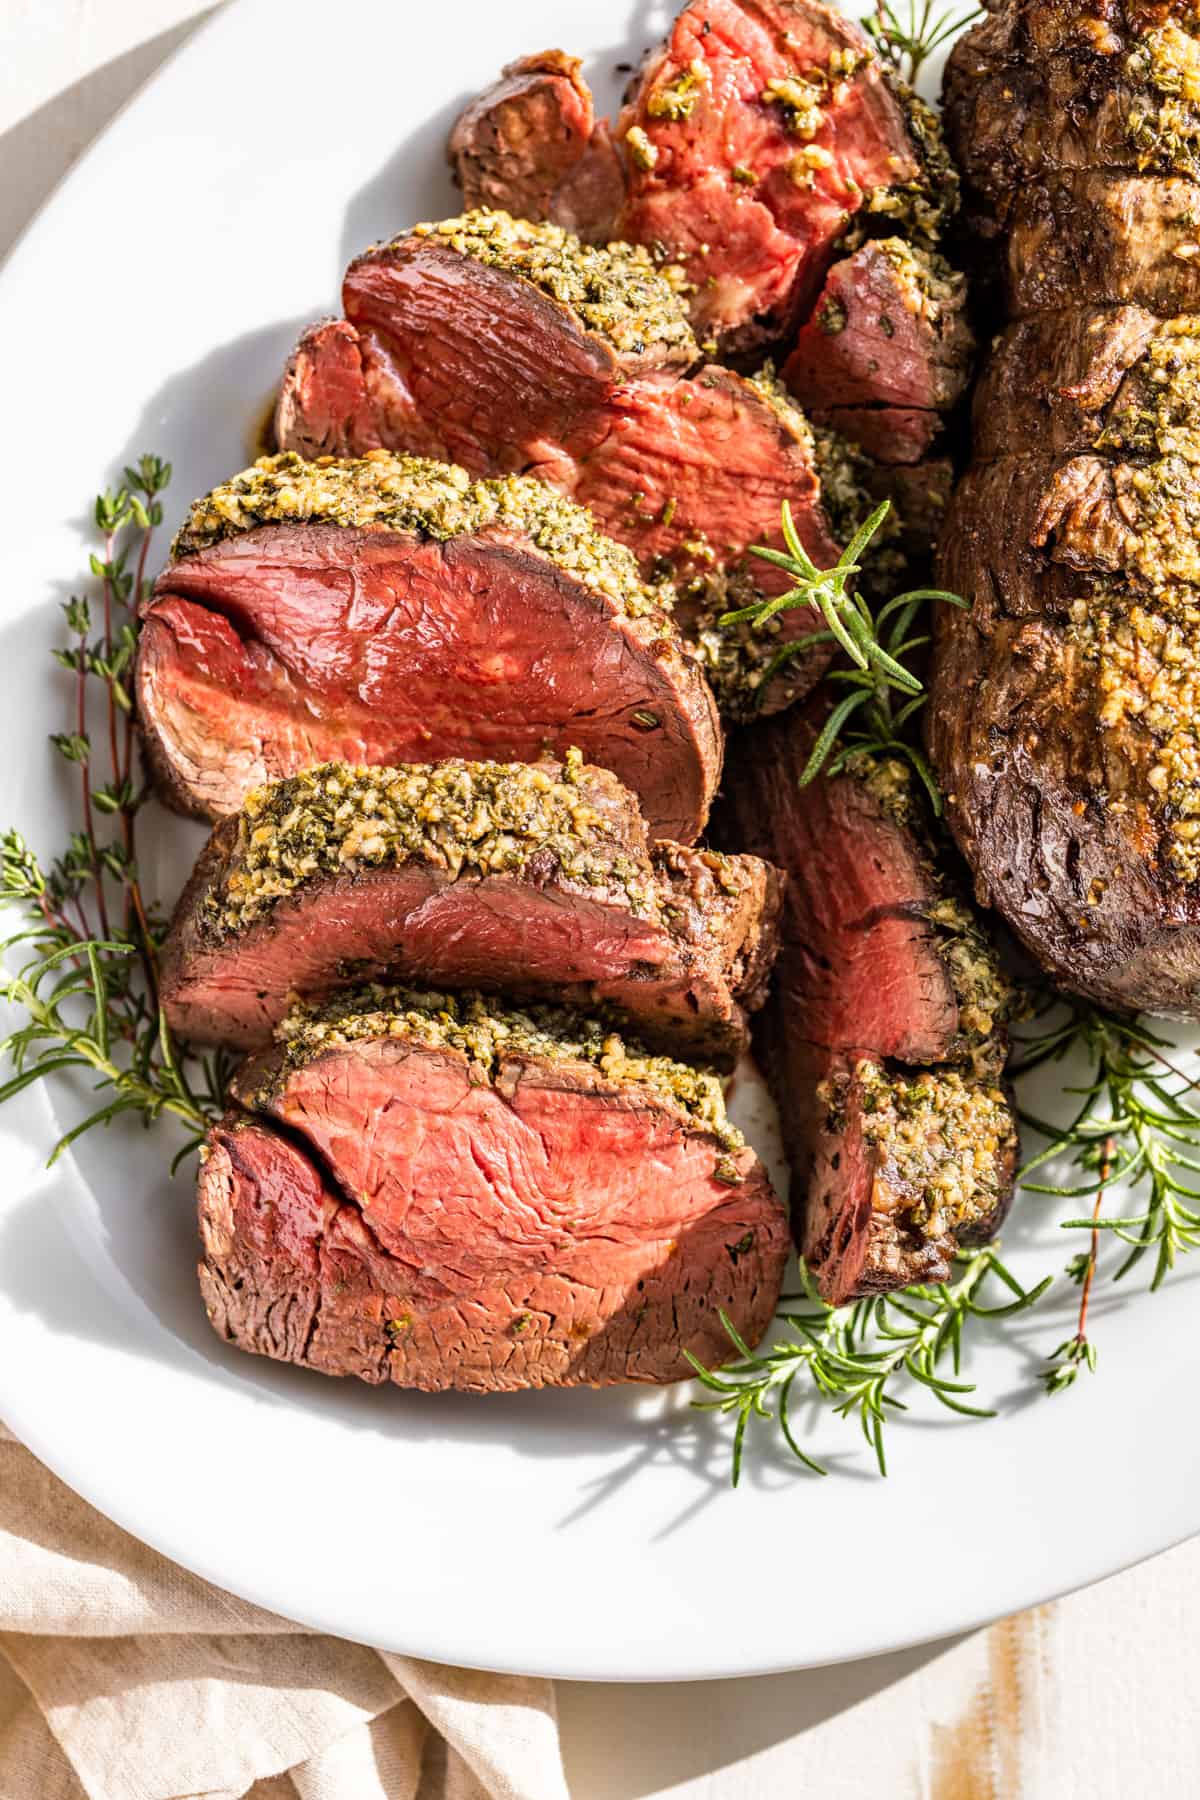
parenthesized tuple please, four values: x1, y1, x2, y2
(0, 1426, 569, 1800)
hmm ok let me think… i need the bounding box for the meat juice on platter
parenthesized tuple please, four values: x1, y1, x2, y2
(12, 0, 1200, 1473)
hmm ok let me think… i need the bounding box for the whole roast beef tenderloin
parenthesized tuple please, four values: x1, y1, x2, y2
(198, 988, 790, 1392)
(933, 0, 1200, 1015)
(161, 753, 781, 1066)
(136, 452, 721, 844)
(718, 706, 1019, 1302)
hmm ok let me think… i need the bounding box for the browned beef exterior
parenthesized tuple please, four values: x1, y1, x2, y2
(935, 0, 1200, 1013)
(782, 241, 973, 464)
(161, 756, 781, 1065)
(136, 455, 722, 845)
(613, 0, 935, 354)
(944, 0, 1200, 233)
(717, 707, 1016, 1300)
(197, 992, 789, 1392)
(447, 51, 624, 241)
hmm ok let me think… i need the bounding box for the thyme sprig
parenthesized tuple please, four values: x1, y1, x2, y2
(688, 1247, 1050, 1483)
(696, 1000, 1200, 1482)
(867, 0, 982, 86)
(0, 458, 232, 1167)
(722, 499, 965, 811)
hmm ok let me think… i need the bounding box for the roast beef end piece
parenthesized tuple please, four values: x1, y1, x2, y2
(447, 51, 625, 243)
(201, 996, 790, 1392)
(614, 0, 933, 350)
(927, 581, 1200, 1020)
(802, 1054, 1017, 1305)
(161, 756, 781, 1065)
(273, 320, 379, 462)
(137, 466, 722, 843)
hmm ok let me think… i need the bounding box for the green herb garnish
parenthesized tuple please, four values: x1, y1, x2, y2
(866, 0, 983, 87)
(720, 499, 965, 810)
(0, 457, 232, 1168)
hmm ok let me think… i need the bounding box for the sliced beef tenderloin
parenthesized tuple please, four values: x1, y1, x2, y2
(447, 51, 625, 242)
(717, 707, 1017, 1299)
(782, 239, 973, 464)
(799, 1056, 1017, 1303)
(161, 755, 781, 1064)
(198, 989, 789, 1393)
(136, 453, 722, 844)
(537, 360, 843, 600)
(612, 0, 951, 355)
(274, 211, 843, 604)
(275, 213, 699, 469)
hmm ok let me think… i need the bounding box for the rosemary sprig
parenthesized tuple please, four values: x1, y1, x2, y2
(721, 499, 965, 811)
(1015, 1005, 1200, 1298)
(866, 0, 982, 86)
(688, 1247, 1050, 1483)
(0, 458, 232, 1167)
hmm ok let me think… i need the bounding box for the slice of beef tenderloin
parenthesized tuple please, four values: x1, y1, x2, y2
(161, 754, 782, 1064)
(447, 51, 625, 242)
(682, 404, 915, 722)
(800, 1057, 1018, 1303)
(612, 0, 954, 355)
(136, 452, 722, 844)
(198, 988, 790, 1393)
(782, 239, 973, 465)
(275, 213, 699, 468)
(274, 211, 844, 607)
(717, 707, 1018, 1300)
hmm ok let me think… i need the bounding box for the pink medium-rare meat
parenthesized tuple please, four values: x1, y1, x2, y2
(136, 454, 722, 843)
(715, 705, 1017, 1301)
(274, 213, 842, 598)
(447, 50, 624, 241)
(613, 0, 941, 352)
(782, 239, 973, 464)
(160, 755, 782, 1065)
(198, 989, 790, 1392)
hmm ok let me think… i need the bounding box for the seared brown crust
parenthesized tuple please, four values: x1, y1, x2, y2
(931, 469, 1200, 1013)
(969, 305, 1161, 461)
